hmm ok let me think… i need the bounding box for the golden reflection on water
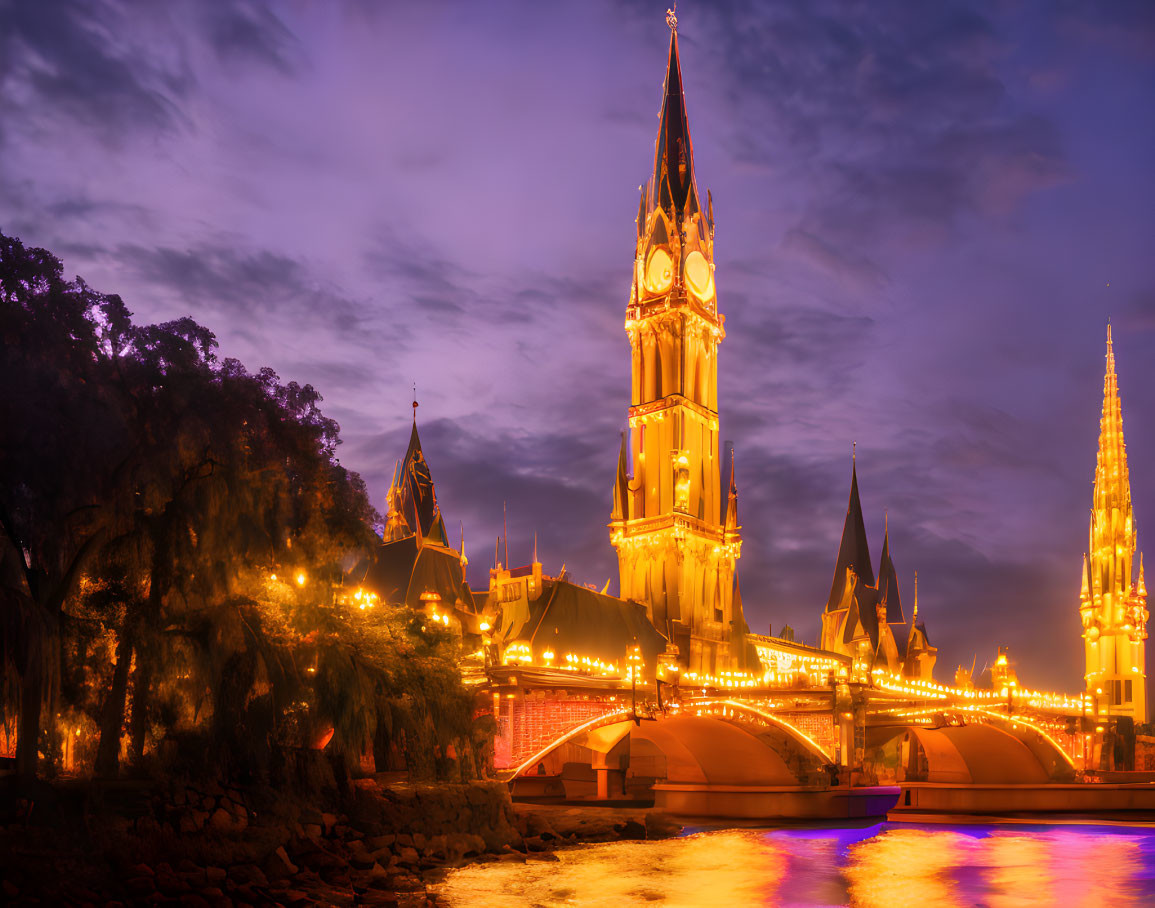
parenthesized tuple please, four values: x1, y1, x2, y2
(844, 828, 971, 908)
(439, 830, 785, 908)
(438, 824, 1154, 907)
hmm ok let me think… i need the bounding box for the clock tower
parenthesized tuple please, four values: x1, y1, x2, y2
(609, 17, 745, 675)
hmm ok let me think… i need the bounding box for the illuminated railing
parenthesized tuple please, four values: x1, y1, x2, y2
(870, 668, 1085, 714)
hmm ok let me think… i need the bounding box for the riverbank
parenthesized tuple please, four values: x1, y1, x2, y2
(0, 777, 683, 905)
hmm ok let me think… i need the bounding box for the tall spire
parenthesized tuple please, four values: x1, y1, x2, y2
(826, 456, 874, 612)
(1094, 322, 1130, 519)
(1081, 324, 1148, 721)
(649, 18, 699, 221)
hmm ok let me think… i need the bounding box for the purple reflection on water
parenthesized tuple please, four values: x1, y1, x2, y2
(440, 821, 1155, 906)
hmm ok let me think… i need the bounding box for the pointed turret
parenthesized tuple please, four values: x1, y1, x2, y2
(724, 449, 739, 535)
(877, 515, 904, 624)
(902, 572, 937, 681)
(1139, 554, 1147, 599)
(611, 431, 630, 522)
(826, 455, 875, 613)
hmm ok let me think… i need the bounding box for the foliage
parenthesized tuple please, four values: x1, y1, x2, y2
(0, 232, 487, 784)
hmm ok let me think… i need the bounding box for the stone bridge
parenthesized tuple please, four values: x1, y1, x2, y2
(489, 676, 1088, 811)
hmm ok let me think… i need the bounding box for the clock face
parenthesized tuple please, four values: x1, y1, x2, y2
(684, 249, 714, 301)
(645, 247, 674, 295)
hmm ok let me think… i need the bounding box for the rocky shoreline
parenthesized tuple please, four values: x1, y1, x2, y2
(0, 777, 682, 906)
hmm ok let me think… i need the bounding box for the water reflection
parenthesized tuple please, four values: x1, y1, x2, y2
(438, 822, 1155, 907)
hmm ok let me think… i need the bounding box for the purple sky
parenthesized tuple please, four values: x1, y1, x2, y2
(2, 1, 1154, 691)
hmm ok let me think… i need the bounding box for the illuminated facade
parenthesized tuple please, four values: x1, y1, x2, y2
(609, 22, 747, 676)
(1081, 326, 1148, 723)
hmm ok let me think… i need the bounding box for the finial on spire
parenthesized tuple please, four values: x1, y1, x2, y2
(913, 570, 919, 616)
(412, 383, 418, 422)
(666, 4, 677, 32)
(852, 440, 857, 463)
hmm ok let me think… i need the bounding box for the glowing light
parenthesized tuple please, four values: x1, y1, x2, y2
(296, 572, 306, 586)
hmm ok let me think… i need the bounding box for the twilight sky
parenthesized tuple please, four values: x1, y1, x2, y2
(2, 0, 1154, 691)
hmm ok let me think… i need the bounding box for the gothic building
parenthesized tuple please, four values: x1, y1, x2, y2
(819, 457, 936, 681)
(608, 23, 749, 675)
(1081, 326, 1148, 723)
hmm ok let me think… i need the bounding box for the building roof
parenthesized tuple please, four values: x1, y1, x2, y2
(507, 577, 668, 671)
(357, 537, 474, 612)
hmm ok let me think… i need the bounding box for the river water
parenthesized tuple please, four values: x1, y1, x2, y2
(437, 821, 1155, 907)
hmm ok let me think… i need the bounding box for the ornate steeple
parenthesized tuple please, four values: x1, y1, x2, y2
(1081, 325, 1148, 722)
(649, 25, 700, 225)
(612, 14, 738, 675)
(632, 24, 716, 319)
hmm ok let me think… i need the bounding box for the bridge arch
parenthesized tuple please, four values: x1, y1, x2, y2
(866, 716, 1075, 785)
(504, 705, 833, 794)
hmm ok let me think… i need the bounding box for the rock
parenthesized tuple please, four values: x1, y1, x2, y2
(395, 833, 414, 847)
(396, 846, 420, 865)
(130, 863, 155, 878)
(304, 823, 323, 840)
(321, 812, 338, 834)
(178, 868, 208, 888)
(497, 853, 526, 864)
(528, 852, 561, 862)
(412, 832, 427, 850)
(230, 864, 268, 887)
(125, 876, 156, 898)
(265, 845, 298, 879)
(645, 812, 683, 839)
(614, 819, 647, 840)
(179, 895, 212, 908)
(155, 871, 189, 895)
(366, 833, 396, 850)
(2, 881, 18, 898)
(205, 866, 227, 885)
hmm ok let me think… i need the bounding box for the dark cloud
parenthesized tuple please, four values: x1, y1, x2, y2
(117, 241, 383, 348)
(781, 229, 889, 292)
(688, 0, 1067, 245)
(203, 1, 301, 74)
(0, 0, 188, 142)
